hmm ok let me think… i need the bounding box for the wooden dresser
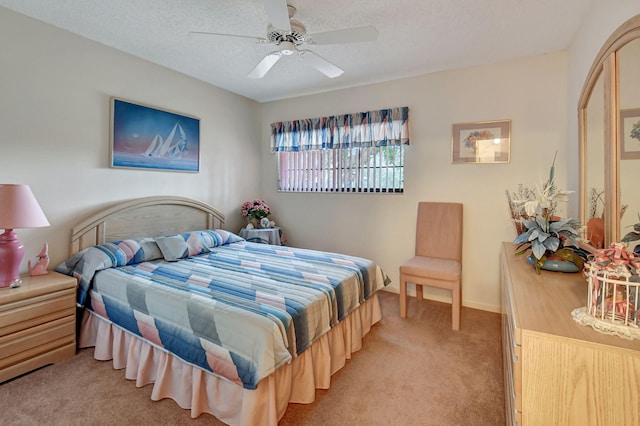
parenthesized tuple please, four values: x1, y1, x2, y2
(0, 271, 77, 383)
(500, 242, 640, 426)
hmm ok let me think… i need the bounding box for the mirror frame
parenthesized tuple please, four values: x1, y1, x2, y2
(579, 14, 640, 246)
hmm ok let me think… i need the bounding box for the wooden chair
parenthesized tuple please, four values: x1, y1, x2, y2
(399, 202, 463, 330)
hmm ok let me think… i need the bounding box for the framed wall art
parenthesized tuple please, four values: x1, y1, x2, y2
(451, 120, 511, 164)
(111, 98, 200, 172)
(620, 108, 640, 160)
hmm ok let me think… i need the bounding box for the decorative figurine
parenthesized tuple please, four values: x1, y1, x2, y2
(28, 243, 49, 276)
(260, 217, 271, 228)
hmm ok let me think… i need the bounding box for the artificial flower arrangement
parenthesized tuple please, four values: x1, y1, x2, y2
(569, 213, 640, 338)
(571, 242, 640, 338)
(240, 199, 271, 221)
(507, 154, 587, 274)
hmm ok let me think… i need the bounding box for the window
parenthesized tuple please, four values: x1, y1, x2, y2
(278, 145, 405, 192)
(271, 107, 409, 193)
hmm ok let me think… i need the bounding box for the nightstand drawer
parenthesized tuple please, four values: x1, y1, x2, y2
(0, 288, 76, 336)
(0, 315, 75, 368)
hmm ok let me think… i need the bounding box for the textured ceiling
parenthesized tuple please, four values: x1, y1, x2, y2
(0, 0, 593, 103)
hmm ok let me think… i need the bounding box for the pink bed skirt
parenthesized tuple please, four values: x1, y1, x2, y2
(79, 293, 382, 426)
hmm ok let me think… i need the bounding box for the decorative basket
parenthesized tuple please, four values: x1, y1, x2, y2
(572, 243, 640, 340)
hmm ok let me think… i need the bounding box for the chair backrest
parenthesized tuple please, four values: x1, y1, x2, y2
(415, 202, 463, 261)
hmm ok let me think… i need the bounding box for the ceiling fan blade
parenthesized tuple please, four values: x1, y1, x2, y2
(263, 0, 291, 32)
(248, 52, 283, 78)
(299, 50, 343, 78)
(189, 31, 267, 43)
(308, 25, 379, 45)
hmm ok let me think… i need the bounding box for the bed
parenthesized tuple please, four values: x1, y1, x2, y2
(55, 196, 389, 425)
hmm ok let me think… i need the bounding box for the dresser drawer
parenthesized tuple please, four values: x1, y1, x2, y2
(503, 348, 521, 426)
(503, 314, 522, 415)
(503, 287, 522, 405)
(501, 253, 522, 422)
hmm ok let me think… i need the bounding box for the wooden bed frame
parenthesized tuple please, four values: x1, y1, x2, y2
(70, 196, 224, 255)
(70, 195, 383, 426)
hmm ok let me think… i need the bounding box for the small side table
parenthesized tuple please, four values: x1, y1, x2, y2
(239, 227, 284, 245)
(0, 271, 77, 383)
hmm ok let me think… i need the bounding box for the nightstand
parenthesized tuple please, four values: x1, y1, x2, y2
(239, 226, 285, 245)
(0, 271, 77, 383)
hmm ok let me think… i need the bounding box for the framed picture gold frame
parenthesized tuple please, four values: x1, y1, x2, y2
(620, 108, 640, 160)
(451, 120, 511, 164)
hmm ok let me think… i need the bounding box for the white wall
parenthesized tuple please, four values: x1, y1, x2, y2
(261, 52, 570, 312)
(6, 1, 640, 313)
(0, 7, 262, 271)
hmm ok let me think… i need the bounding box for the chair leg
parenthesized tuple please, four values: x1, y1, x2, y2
(400, 276, 407, 318)
(416, 284, 423, 302)
(452, 280, 461, 331)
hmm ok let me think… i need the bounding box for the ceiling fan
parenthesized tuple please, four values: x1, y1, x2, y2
(190, 0, 378, 79)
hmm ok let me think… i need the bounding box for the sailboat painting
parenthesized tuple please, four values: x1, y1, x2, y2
(111, 98, 200, 172)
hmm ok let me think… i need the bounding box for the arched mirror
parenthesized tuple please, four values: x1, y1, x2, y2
(579, 14, 640, 247)
(583, 71, 606, 248)
(619, 38, 640, 239)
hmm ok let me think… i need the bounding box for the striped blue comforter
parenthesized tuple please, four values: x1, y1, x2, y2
(57, 233, 389, 389)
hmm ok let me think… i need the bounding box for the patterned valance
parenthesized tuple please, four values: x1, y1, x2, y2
(271, 106, 409, 152)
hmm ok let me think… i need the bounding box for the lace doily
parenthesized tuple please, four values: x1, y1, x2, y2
(572, 307, 640, 340)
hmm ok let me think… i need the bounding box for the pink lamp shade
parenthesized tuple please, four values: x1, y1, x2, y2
(0, 184, 50, 287)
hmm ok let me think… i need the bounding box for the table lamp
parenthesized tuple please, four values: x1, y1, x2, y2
(0, 184, 50, 287)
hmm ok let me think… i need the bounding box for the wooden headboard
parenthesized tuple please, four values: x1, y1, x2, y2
(70, 196, 225, 254)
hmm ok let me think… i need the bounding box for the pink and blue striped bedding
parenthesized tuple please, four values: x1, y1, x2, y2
(56, 232, 389, 389)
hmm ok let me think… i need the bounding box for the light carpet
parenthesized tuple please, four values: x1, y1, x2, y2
(0, 291, 505, 425)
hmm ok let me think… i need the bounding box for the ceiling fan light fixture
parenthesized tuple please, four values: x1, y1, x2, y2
(280, 41, 296, 55)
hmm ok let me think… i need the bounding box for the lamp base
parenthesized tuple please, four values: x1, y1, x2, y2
(0, 229, 24, 288)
